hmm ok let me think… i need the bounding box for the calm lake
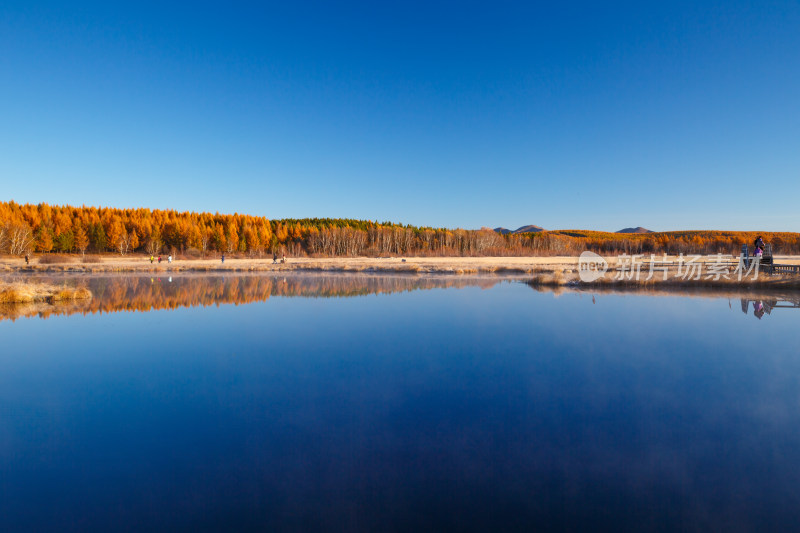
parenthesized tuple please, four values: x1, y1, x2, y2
(1, 274, 799, 532)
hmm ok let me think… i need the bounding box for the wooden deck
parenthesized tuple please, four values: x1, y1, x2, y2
(767, 263, 800, 275)
(740, 243, 800, 275)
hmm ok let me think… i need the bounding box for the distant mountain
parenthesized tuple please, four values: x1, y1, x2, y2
(513, 225, 544, 234)
(616, 227, 653, 234)
(493, 225, 545, 235)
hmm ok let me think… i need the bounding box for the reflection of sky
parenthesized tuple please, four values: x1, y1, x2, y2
(1, 281, 800, 531)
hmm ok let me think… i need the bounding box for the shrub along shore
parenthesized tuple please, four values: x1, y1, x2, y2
(0, 281, 92, 304)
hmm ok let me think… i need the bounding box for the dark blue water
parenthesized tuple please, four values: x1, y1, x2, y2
(1, 275, 800, 532)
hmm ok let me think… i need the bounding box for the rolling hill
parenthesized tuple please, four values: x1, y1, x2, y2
(493, 225, 545, 235)
(616, 227, 653, 234)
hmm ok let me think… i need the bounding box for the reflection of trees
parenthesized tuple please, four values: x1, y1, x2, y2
(0, 274, 502, 322)
(0, 299, 93, 322)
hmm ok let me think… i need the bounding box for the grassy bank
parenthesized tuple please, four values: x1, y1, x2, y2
(527, 268, 800, 291)
(0, 255, 573, 275)
(0, 282, 92, 304)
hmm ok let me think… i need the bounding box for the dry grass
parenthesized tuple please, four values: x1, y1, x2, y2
(526, 267, 800, 291)
(37, 254, 76, 264)
(528, 268, 568, 286)
(0, 281, 92, 303)
(2, 255, 800, 284)
(80, 255, 103, 263)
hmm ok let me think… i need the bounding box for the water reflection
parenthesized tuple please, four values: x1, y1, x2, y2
(0, 274, 504, 321)
(3, 273, 800, 323)
(2, 274, 800, 531)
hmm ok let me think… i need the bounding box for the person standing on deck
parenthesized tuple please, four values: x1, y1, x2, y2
(754, 236, 765, 255)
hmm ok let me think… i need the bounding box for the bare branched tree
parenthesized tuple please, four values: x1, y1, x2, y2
(7, 222, 35, 255)
(146, 236, 162, 256)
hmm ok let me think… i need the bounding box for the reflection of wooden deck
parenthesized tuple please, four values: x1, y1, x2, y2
(772, 302, 800, 308)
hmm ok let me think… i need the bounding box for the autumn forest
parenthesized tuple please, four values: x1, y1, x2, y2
(1, 201, 799, 258)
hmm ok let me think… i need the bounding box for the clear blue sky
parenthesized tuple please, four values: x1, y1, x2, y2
(2, 1, 798, 231)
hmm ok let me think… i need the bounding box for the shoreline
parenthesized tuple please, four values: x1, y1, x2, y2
(1, 254, 799, 291)
(3, 254, 800, 272)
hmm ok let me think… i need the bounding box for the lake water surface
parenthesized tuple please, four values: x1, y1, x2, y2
(1, 274, 799, 532)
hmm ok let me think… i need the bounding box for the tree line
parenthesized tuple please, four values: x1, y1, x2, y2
(2, 201, 799, 257)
